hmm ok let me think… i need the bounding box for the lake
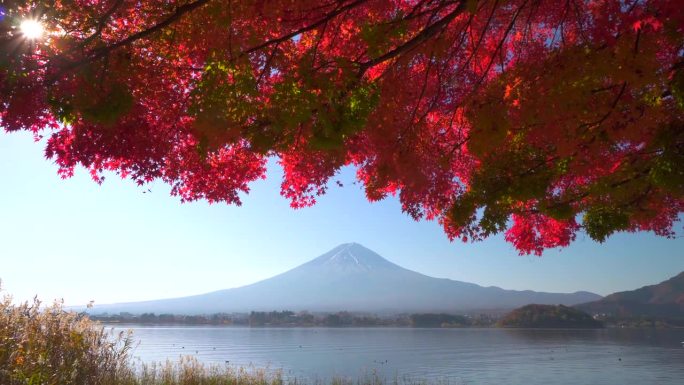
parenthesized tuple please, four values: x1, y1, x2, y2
(115, 326, 684, 384)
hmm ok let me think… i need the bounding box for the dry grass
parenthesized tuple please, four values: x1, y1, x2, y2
(0, 292, 134, 385)
(126, 358, 285, 385)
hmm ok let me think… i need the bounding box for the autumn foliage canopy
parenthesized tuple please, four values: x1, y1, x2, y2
(1, 0, 683, 254)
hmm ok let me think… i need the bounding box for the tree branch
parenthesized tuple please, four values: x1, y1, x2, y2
(359, 1, 468, 73)
(48, 0, 212, 82)
(243, 0, 368, 55)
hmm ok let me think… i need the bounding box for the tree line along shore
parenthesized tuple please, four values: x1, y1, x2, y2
(89, 306, 684, 329)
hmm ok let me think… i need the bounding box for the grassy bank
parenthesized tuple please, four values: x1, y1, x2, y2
(0, 292, 435, 385)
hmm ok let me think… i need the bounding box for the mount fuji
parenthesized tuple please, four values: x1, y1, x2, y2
(89, 243, 601, 314)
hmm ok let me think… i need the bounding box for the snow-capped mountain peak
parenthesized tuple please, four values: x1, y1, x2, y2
(304, 243, 401, 272)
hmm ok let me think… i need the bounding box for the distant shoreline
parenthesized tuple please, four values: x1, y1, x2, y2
(101, 321, 679, 330)
(90, 308, 683, 329)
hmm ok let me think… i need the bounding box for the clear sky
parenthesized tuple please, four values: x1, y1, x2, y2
(1, 131, 683, 306)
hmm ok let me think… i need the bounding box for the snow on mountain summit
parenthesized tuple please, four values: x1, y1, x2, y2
(304, 243, 402, 272)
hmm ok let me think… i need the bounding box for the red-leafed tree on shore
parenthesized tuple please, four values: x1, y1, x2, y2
(1, 0, 682, 254)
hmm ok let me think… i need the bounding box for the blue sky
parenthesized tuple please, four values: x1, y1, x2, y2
(1, 131, 683, 306)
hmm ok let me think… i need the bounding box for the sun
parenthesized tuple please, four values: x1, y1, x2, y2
(20, 19, 44, 40)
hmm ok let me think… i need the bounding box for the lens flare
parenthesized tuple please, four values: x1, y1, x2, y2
(20, 19, 44, 40)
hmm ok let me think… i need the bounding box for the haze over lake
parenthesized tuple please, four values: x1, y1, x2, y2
(120, 326, 684, 385)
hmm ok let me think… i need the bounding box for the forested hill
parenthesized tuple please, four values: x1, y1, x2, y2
(576, 272, 684, 318)
(498, 305, 603, 328)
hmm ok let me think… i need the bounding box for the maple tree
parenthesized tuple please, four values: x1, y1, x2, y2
(1, 0, 682, 255)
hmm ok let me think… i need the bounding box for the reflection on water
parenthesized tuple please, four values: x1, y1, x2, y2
(114, 326, 684, 385)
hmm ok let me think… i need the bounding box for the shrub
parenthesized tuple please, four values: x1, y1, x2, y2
(0, 290, 134, 385)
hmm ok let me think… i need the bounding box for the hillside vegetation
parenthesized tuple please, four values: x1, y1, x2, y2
(497, 305, 603, 329)
(577, 272, 684, 319)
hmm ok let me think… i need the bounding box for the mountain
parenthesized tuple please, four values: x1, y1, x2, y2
(90, 243, 601, 314)
(576, 271, 684, 318)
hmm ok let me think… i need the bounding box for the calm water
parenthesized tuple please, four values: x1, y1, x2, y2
(115, 326, 684, 384)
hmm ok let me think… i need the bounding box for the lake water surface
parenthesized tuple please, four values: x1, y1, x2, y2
(116, 326, 684, 384)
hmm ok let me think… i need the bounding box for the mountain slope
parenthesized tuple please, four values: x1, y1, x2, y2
(91, 243, 601, 314)
(576, 272, 684, 318)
